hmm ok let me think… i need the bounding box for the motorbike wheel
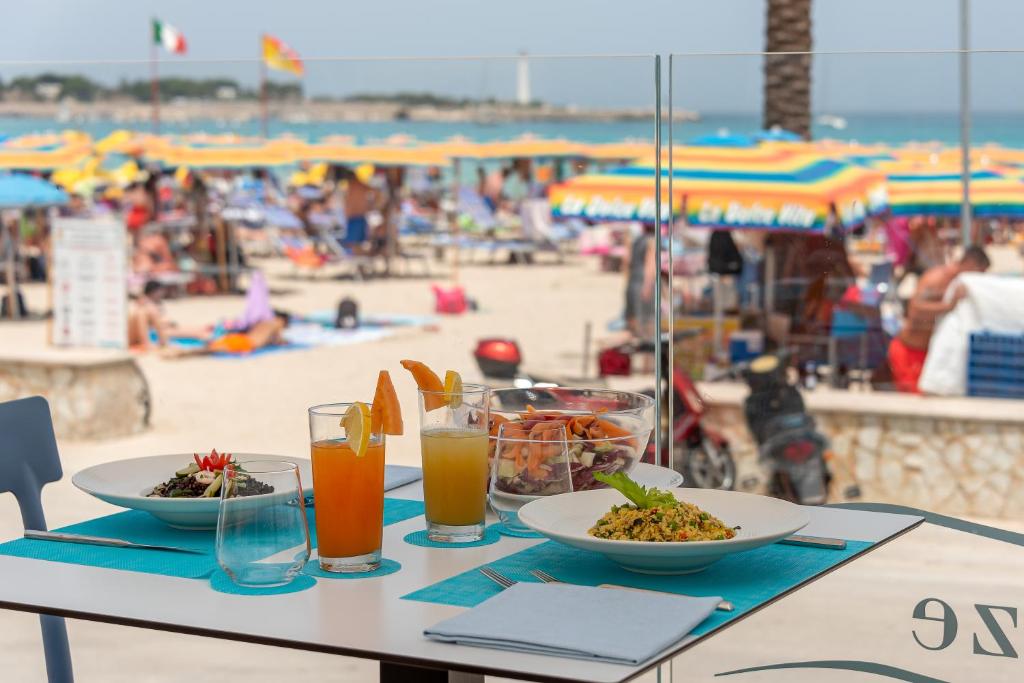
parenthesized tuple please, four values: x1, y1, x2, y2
(677, 438, 736, 491)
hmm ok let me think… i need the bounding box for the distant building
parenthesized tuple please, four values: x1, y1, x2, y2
(516, 51, 530, 106)
(215, 85, 238, 101)
(35, 82, 62, 101)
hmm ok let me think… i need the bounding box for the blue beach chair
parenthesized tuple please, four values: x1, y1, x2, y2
(0, 396, 74, 682)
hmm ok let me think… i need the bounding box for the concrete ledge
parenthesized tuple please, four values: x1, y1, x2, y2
(695, 381, 1024, 519)
(0, 352, 150, 440)
(697, 381, 1024, 424)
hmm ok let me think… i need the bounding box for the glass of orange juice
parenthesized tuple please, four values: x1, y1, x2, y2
(417, 384, 490, 542)
(308, 403, 385, 572)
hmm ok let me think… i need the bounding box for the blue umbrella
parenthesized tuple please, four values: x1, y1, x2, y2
(688, 132, 758, 148)
(0, 173, 68, 208)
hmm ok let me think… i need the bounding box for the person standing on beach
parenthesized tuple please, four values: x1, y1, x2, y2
(624, 222, 658, 337)
(888, 245, 990, 393)
(343, 164, 376, 246)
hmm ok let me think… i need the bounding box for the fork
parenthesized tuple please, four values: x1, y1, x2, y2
(479, 566, 517, 589)
(530, 568, 734, 613)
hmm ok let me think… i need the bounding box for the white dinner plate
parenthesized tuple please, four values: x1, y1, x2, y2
(73, 454, 314, 530)
(518, 488, 809, 575)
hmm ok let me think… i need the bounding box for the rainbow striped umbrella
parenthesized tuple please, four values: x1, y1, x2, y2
(885, 166, 1024, 218)
(551, 147, 887, 231)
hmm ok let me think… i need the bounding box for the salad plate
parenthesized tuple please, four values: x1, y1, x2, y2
(519, 487, 809, 574)
(73, 453, 314, 530)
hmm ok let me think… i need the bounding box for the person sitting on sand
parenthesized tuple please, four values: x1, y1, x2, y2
(128, 281, 173, 349)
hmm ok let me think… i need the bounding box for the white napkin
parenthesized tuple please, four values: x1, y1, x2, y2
(425, 582, 719, 665)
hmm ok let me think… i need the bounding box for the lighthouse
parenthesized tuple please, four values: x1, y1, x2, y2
(516, 51, 531, 105)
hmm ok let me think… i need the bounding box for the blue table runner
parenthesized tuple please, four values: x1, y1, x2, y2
(402, 538, 870, 636)
(0, 497, 425, 580)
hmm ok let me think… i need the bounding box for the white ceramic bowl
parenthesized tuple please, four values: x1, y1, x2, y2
(518, 488, 809, 574)
(73, 453, 314, 530)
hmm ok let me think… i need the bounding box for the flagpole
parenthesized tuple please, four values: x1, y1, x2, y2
(150, 20, 160, 134)
(259, 34, 269, 139)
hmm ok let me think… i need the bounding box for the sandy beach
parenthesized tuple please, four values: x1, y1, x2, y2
(0, 256, 1020, 681)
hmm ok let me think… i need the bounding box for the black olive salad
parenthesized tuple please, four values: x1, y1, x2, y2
(148, 450, 274, 498)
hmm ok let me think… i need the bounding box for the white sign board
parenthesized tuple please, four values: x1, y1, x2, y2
(52, 217, 128, 349)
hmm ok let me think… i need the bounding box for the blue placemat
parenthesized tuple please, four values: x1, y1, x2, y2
(493, 523, 543, 539)
(0, 497, 424, 581)
(210, 570, 317, 596)
(404, 525, 502, 549)
(402, 538, 870, 636)
(304, 558, 402, 579)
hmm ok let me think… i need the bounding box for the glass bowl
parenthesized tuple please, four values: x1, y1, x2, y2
(489, 387, 655, 492)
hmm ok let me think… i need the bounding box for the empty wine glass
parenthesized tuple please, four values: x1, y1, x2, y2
(488, 421, 573, 534)
(216, 460, 311, 587)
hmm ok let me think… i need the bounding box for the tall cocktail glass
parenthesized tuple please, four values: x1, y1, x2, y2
(417, 384, 490, 542)
(308, 402, 385, 572)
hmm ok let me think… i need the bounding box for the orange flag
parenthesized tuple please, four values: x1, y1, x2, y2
(262, 34, 304, 77)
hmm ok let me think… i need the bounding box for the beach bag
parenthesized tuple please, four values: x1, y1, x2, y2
(335, 298, 359, 329)
(431, 284, 467, 315)
(708, 230, 743, 275)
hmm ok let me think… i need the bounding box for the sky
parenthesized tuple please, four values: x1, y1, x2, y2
(0, 0, 1022, 112)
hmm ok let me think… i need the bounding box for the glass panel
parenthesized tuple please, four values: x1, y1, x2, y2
(668, 45, 1023, 682)
(0, 53, 661, 480)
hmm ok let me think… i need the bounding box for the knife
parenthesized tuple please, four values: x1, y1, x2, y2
(24, 530, 207, 555)
(779, 534, 847, 550)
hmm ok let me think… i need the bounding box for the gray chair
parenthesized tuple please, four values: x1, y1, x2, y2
(0, 396, 73, 682)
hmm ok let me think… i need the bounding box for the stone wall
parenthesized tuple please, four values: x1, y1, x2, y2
(698, 383, 1024, 520)
(0, 353, 150, 440)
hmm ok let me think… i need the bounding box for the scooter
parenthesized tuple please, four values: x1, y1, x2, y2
(600, 331, 736, 490)
(741, 353, 832, 505)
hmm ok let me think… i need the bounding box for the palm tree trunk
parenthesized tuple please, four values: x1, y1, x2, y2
(763, 0, 813, 139)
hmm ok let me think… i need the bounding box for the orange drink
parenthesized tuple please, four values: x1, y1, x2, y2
(421, 428, 489, 526)
(310, 438, 385, 559)
(308, 402, 385, 573)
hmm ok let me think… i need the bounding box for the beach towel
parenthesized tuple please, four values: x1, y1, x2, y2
(918, 273, 1024, 395)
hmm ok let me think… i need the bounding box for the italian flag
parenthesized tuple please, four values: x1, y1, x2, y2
(152, 19, 187, 55)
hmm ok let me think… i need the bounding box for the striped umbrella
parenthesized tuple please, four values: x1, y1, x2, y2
(884, 166, 1024, 218)
(550, 148, 887, 231)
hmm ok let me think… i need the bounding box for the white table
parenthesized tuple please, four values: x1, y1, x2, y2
(0, 483, 923, 683)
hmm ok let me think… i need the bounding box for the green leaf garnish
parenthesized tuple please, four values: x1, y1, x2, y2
(593, 471, 678, 509)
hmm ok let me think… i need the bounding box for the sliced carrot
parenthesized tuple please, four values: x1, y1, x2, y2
(400, 360, 446, 410)
(370, 370, 403, 435)
(596, 418, 631, 439)
(489, 413, 510, 436)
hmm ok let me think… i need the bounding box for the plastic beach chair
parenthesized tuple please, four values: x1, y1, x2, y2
(0, 396, 73, 682)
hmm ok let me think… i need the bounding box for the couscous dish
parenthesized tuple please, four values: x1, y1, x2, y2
(588, 471, 737, 542)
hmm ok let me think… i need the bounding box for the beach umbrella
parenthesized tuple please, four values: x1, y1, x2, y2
(754, 128, 802, 142)
(550, 149, 887, 231)
(0, 173, 69, 208)
(299, 142, 449, 168)
(884, 167, 1024, 218)
(687, 132, 758, 148)
(428, 137, 588, 161)
(1, 174, 68, 321)
(0, 141, 93, 172)
(146, 139, 296, 169)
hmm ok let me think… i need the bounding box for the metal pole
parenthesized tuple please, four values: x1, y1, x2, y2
(653, 55, 663, 470)
(260, 36, 269, 139)
(150, 28, 159, 135)
(959, 0, 972, 247)
(667, 55, 675, 474)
